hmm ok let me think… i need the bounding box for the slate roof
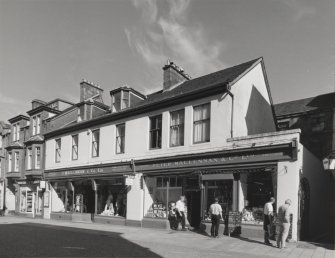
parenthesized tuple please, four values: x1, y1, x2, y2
(45, 57, 265, 137)
(133, 58, 262, 108)
(6, 141, 24, 149)
(274, 92, 335, 117)
(25, 135, 44, 143)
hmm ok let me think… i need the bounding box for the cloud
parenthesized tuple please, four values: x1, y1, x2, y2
(281, 0, 316, 22)
(126, 0, 226, 79)
(0, 92, 19, 104)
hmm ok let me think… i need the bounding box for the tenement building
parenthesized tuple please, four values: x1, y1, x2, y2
(2, 98, 73, 217)
(41, 57, 332, 241)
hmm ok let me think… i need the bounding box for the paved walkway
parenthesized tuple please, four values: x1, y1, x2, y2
(1, 216, 334, 258)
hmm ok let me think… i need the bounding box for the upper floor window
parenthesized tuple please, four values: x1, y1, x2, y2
(35, 147, 41, 169)
(277, 121, 290, 131)
(13, 123, 20, 141)
(193, 103, 210, 143)
(311, 114, 325, 132)
(72, 135, 79, 160)
(55, 139, 61, 163)
(116, 124, 125, 154)
(170, 109, 185, 147)
(149, 115, 162, 149)
(14, 151, 20, 172)
(8, 152, 12, 172)
(121, 91, 129, 109)
(32, 115, 41, 135)
(27, 148, 32, 170)
(92, 129, 100, 157)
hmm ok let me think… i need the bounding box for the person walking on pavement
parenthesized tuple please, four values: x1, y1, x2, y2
(209, 197, 223, 238)
(276, 199, 291, 249)
(176, 195, 187, 231)
(263, 197, 275, 245)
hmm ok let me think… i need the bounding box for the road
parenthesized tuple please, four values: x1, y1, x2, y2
(0, 217, 334, 257)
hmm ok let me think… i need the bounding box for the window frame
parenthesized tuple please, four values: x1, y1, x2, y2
(8, 152, 12, 172)
(71, 134, 79, 160)
(55, 138, 61, 163)
(14, 151, 20, 172)
(193, 103, 211, 144)
(149, 115, 162, 149)
(27, 147, 32, 170)
(91, 129, 100, 157)
(35, 146, 41, 169)
(116, 123, 125, 154)
(169, 109, 185, 147)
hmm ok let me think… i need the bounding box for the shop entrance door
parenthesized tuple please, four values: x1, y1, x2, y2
(75, 185, 95, 214)
(35, 190, 43, 216)
(185, 190, 201, 228)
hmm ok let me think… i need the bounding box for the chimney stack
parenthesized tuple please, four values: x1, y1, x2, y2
(163, 60, 191, 91)
(80, 79, 104, 102)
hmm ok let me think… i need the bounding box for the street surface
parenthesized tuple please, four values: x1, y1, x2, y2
(0, 216, 334, 258)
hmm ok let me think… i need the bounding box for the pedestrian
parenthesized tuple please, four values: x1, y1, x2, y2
(276, 199, 291, 249)
(263, 197, 275, 245)
(209, 197, 223, 238)
(175, 195, 187, 231)
(168, 202, 178, 230)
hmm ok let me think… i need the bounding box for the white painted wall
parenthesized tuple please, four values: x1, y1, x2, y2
(5, 187, 15, 211)
(126, 173, 143, 221)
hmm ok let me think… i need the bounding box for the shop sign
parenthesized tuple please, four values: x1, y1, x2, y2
(45, 164, 132, 179)
(40, 181, 46, 189)
(138, 151, 289, 171)
(125, 175, 135, 186)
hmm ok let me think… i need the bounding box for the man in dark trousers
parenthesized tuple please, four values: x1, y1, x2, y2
(209, 197, 223, 238)
(263, 197, 276, 245)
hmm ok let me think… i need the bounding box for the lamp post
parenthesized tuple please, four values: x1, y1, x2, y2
(322, 151, 335, 178)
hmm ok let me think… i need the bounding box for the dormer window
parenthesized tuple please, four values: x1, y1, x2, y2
(32, 114, 41, 135)
(12, 123, 20, 141)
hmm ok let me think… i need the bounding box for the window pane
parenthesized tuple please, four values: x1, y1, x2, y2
(157, 177, 162, 187)
(92, 130, 100, 157)
(163, 177, 169, 187)
(170, 177, 176, 187)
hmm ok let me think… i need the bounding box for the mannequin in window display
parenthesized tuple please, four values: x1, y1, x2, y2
(100, 193, 114, 216)
(115, 193, 126, 217)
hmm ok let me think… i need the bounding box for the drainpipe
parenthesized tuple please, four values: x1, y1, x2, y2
(226, 85, 234, 138)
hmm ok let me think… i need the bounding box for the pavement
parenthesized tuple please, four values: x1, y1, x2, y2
(0, 216, 334, 258)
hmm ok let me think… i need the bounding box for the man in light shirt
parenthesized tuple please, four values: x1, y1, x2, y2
(263, 197, 275, 245)
(209, 197, 223, 238)
(176, 195, 187, 231)
(276, 199, 291, 249)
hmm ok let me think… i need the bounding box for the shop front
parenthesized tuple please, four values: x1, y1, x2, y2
(16, 180, 45, 218)
(44, 162, 133, 224)
(137, 140, 297, 238)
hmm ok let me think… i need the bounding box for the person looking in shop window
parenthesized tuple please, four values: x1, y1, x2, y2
(276, 199, 291, 249)
(176, 195, 187, 231)
(263, 197, 276, 245)
(209, 197, 223, 238)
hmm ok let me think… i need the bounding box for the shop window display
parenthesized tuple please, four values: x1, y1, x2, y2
(97, 179, 127, 218)
(203, 180, 233, 222)
(145, 176, 183, 219)
(240, 172, 275, 224)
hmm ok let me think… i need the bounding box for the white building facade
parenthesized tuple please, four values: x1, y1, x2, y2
(42, 58, 326, 241)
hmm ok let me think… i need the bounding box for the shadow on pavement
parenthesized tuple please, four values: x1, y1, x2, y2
(0, 223, 162, 257)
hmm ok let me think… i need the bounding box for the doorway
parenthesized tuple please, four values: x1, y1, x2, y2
(185, 190, 201, 228)
(299, 178, 310, 240)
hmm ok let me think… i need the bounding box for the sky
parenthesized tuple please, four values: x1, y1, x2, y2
(0, 0, 334, 122)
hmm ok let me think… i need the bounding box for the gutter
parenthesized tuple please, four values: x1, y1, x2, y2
(226, 85, 234, 138)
